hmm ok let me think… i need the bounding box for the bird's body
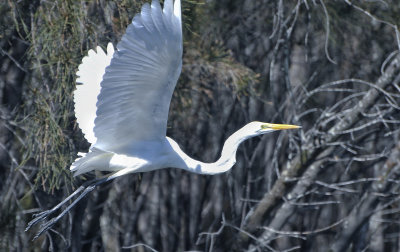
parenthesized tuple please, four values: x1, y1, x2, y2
(26, 0, 299, 239)
(72, 125, 269, 176)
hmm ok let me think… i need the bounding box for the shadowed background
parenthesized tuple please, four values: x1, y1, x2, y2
(1, 0, 400, 251)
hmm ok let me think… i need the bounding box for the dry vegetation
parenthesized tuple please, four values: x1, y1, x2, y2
(1, 0, 400, 251)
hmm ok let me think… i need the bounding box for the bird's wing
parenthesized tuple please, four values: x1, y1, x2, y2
(94, 0, 182, 152)
(74, 43, 115, 144)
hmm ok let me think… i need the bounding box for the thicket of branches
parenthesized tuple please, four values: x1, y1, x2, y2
(1, 0, 400, 251)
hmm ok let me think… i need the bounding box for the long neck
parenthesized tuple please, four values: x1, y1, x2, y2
(169, 129, 252, 175)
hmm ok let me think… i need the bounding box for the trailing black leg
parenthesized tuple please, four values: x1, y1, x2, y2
(26, 177, 111, 240)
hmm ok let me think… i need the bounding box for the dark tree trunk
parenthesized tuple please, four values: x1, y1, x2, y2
(1, 0, 400, 251)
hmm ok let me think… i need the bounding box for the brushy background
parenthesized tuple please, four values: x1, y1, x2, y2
(1, 0, 400, 251)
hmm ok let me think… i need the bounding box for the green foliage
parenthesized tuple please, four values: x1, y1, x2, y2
(22, 1, 87, 191)
(184, 40, 258, 94)
(20, 0, 146, 192)
(177, 0, 258, 102)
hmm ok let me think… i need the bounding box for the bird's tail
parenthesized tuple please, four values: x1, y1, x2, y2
(70, 148, 113, 176)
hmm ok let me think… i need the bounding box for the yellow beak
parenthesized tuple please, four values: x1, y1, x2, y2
(261, 123, 301, 130)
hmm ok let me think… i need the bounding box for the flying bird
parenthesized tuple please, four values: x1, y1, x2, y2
(26, 0, 299, 239)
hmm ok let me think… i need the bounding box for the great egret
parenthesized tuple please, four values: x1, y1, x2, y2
(26, 0, 299, 239)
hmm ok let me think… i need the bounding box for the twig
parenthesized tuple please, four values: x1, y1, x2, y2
(242, 53, 400, 246)
(122, 243, 159, 252)
(319, 0, 337, 64)
(0, 47, 28, 73)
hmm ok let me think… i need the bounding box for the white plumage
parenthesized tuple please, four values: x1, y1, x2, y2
(74, 43, 114, 144)
(26, 0, 299, 238)
(71, 0, 183, 175)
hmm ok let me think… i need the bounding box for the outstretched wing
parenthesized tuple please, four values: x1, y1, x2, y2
(74, 43, 115, 144)
(94, 0, 182, 152)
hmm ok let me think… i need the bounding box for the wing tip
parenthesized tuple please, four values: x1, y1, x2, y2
(164, 0, 181, 20)
(107, 42, 115, 55)
(174, 0, 181, 21)
(163, 0, 173, 15)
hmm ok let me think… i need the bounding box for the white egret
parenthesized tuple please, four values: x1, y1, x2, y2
(26, 0, 299, 239)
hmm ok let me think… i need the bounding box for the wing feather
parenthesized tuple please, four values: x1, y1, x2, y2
(74, 43, 114, 144)
(93, 0, 182, 152)
(163, 0, 174, 16)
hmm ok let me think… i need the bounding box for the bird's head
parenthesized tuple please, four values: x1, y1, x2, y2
(240, 121, 300, 138)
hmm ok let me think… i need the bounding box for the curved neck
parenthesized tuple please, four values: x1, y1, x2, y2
(169, 129, 253, 175)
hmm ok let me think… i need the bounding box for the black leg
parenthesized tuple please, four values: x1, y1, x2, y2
(25, 185, 86, 231)
(26, 176, 110, 240)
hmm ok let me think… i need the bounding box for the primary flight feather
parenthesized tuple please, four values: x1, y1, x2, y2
(27, 0, 299, 239)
